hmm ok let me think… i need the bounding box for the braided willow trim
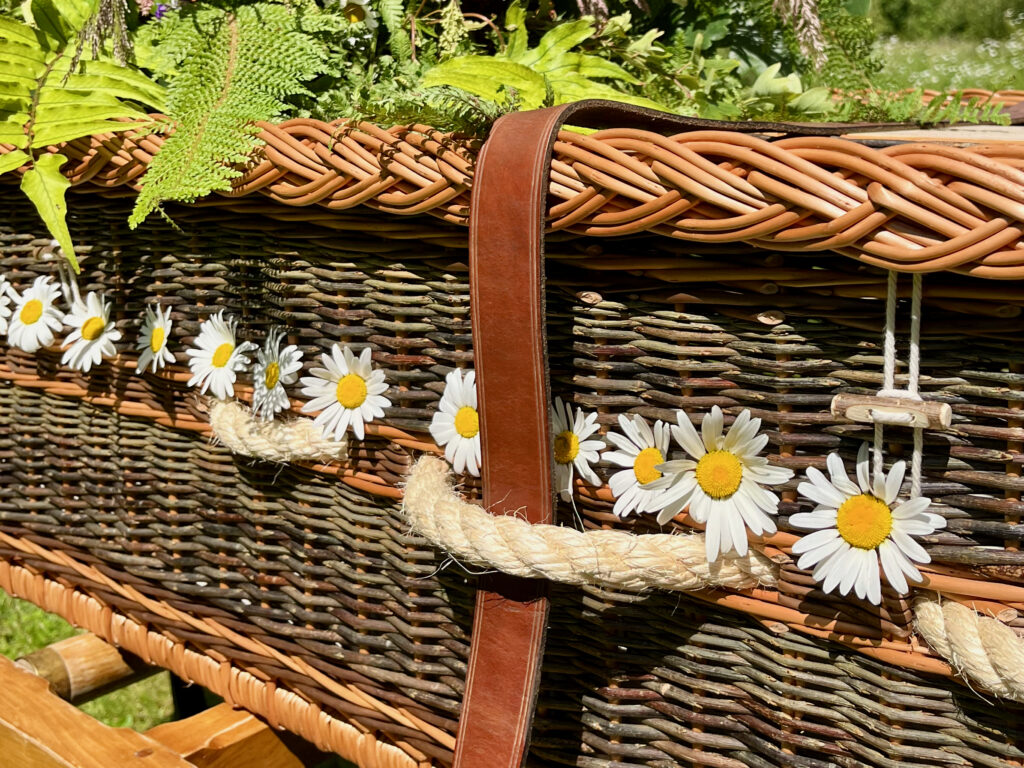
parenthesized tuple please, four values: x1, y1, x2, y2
(5, 105, 1024, 277)
(0, 530, 456, 762)
(0, 555, 423, 767)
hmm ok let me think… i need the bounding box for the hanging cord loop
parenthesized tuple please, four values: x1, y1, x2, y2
(869, 272, 926, 497)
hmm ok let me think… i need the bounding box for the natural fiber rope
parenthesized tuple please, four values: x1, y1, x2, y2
(914, 593, 1024, 702)
(0, 560, 418, 768)
(402, 456, 778, 592)
(7, 108, 1024, 276)
(208, 399, 347, 463)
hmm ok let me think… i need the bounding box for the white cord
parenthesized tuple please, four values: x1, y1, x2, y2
(873, 271, 924, 497)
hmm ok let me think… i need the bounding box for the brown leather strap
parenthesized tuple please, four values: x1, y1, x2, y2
(460, 101, 840, 768)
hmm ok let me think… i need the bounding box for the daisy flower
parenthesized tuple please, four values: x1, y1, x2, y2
(7, 276, 64, 353)
(252, 327, 303, 421)
(61, 292, 122, 373)
(551, 397, 603, 501)
(185, 310, 255, 400)
(604, 413, 672, 518)
(135, 304, 174, 374)
(429, 368, 481, 476)
(300, 344, 390, 441)
(652, 406, 794, 561)
(0, 276, 12, 334)
(791, 443, 945, 605)
(341, 0, 377, 29)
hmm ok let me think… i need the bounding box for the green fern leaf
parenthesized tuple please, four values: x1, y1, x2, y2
(20, 153, 76, 271)
(128, 3, 330, 227)
(378, 0, 412, 62)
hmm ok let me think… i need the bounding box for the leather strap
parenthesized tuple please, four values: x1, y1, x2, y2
(460, 101, 841, 768)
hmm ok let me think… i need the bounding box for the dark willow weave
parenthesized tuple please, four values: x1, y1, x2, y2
(1, 191, 1024, 766)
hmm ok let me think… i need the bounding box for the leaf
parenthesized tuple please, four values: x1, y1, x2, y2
(790, 86, 832, 115)
(423, 56, 548, 108)
(27, 0, 96, 45)
(57, 59, 168, 110)
(0, 148, 30, 175)
(503, 1, 528, 60)
(0, 17, 42, 47)
(516, 18, 594, 69)
(20, 153, 77, 272)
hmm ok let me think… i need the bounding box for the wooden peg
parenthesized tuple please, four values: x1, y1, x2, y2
(830, 393, 952, 430)
(16, 634, 154, 704)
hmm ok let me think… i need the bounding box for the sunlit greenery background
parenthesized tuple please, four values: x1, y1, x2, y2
(0, 0, 1022, 751)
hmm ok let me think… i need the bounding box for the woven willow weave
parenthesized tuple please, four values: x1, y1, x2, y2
(2, 114, 1024, 766)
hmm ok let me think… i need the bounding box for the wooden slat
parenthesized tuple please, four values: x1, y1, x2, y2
(146, 704, 302, 768)
(0, 655, 195, 768)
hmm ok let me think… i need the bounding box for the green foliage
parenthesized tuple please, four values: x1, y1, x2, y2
(422, 2, 666, 111)
(0, 0, 163, 269)
(836, 88, 1011, 124)
(437, 0, 466, 59)
(378, 0, 412, 60)
(129, 2, 335, 227)
(809, 0, 881, 90)
(874, 0, 1024, 40)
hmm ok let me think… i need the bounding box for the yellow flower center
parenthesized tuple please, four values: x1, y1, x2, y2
(149, 326, 165, 353)
(211, 342, 234, 368)
(20, 299, 43, 325)
(454, 406, 479, 439)
(695, 450, 743, 499)
(264, 361, 281, 390)
(633, 447, 664, 485)
(553, 430, 579, 464)
(342, 2, 366, 22)
(336, 373, 368, 409)
(81, 316, 105, 341)
(836, 494, 893, 550)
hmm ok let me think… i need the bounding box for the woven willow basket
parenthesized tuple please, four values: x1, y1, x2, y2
(4, 103, 1024, 767)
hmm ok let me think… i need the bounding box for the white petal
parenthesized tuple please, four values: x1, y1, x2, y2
(885, 461, 906, 505)
(671, 413, 706, 459)
(701, 407, 723, 451)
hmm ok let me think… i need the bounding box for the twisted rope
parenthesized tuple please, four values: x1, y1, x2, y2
(6, 108, 1024, 276)
(914, 593, 1024, 702)
(402, 456, 778, 592)
(209, 399, 347, 462)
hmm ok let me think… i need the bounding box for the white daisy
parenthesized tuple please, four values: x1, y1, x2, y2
(185, 310, 255, 400)
(252, 327, 303, 421)
(300, 344, 390, 441)
(61, 292, 122, 373)
(341, 0, 377, 30)
(429, 368, 481, 476)
(7, 276, 64, 353)
(791, 443, 945, 605)
(604, 413, 672, 518)
(0, 276, 13, 334)
(551, 397, 603, 501)
(135, 304, 174, 374)
(652, 406, 794, 561)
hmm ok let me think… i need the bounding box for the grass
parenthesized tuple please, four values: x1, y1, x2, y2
(875, 33, 1024, 92)
(0, 589, 174, 731)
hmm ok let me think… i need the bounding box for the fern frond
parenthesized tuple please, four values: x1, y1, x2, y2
(0, 0, 162, 269)
(129, 3, 330, 227)
(378, 0, 412, 62)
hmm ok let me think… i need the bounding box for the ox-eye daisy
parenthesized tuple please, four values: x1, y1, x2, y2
(0, 276, 12, 334)
(604, 414, 672, 518)
(8, 276, 64, 353)
(61, 292, 121, 373)
(429, 368, 481, 476)
(186, 310, 255, 400)
(136, 304, 174, 374)
(652, 406, 793, 561)
(300, 345, 390, 441)
(792, 444, 945, 605)
(551, 397, 603, 501)
(252, 327, 303, 420)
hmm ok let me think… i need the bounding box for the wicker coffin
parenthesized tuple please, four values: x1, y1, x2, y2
(3, 107, 1024, 767)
